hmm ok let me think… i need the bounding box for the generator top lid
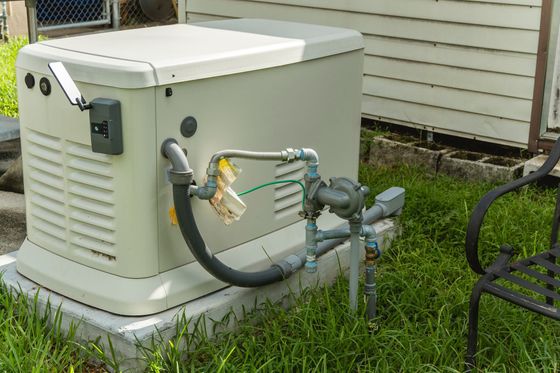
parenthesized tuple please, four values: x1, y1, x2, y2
(16, 19, 363, 89)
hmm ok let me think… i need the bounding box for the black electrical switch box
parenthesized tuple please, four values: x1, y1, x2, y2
(89, 98, 123, 155)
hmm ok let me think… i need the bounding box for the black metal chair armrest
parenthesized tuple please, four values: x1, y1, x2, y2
(466, 138, 560, 274)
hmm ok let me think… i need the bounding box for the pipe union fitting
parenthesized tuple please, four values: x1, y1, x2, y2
(167, 170, 193, 186)
(281, 148, 297, 162)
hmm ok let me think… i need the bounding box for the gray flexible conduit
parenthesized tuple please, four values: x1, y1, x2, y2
(165, 140, 389, 288)
(173, 184, 286, 287)
(173, 184, 385, 287)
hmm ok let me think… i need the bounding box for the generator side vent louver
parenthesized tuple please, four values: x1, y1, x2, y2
(274, 160, 305, 219)
(26, 129, 117, 262)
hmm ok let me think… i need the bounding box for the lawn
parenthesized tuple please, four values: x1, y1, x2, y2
(138, 163, 559, 372)
(1, 37, 560, 372)
(0, 37, 25, 118)
(1, 161, 556, 372)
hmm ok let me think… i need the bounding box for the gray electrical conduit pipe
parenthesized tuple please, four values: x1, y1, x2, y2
(195, 148, 318, 200)
(275, 205, 385, 275)
(163, 139, 404, 288)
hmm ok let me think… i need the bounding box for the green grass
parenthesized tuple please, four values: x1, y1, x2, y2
(0, 280, 111, 372)
(0, 37, 27, 118)
(140, 164, 560, 372)
(0, 161, 557, 371)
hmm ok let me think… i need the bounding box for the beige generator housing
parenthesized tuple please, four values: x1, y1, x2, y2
(15, 19, 364, 315)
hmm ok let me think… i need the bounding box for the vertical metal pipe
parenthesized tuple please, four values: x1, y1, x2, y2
(365, 266, 377, 319)
(25, 0, 38, 44)
(348, 220, 362, 311)
(364, 239, 379, 321)
(304, 218, 318, 273)
(111, 0, 119, 30)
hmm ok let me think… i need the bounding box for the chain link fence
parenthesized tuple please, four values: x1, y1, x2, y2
(1, 0, 178, 40)
(36, 0, 176, 32)
(119, 0, 151, 27)
(37, 0, 112, 31)
(122, 0, 178, 27)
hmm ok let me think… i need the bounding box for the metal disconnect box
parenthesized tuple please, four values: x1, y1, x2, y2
(15, 19, 364, 315)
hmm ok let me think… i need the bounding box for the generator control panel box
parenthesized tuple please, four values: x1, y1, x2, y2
(89, 98, 123, 155)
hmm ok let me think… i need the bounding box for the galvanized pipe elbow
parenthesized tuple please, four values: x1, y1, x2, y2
(361, 225, 377, 241)
(193, 182, 217, 200)
(297, 148, 319, 167)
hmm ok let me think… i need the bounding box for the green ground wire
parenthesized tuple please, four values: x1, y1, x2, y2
(238, 180, 306, 208)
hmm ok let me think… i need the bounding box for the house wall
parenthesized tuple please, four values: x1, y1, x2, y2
(186, 0, 543, 148)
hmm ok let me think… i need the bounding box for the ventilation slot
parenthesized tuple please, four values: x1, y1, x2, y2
(25, 131, 118, 262)
(74, 247, 117, 263)
(70, 208, 114, 231)
(69, 195, 114, 218)
(26, 130, 67, 249)
(65, 141, 116, 261)
(68, 182, 114, 205)
(29, 214, 66, 248)
(29, 181, 64, 203)
(274, 161, 305, 219)
(27, 130, 62, 150)
(29, 169, 64, 191)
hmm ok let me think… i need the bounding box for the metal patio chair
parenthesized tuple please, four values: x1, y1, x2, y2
(465, 138, 560, 371)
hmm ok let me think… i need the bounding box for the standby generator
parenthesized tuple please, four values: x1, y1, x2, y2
(14, 19, 387, 316)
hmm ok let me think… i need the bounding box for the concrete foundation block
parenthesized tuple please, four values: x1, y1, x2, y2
(523, 154, 560, 177)
(0, 218, 399, 371)
(369, 137, 449, 173)
(439, 151, 524, 183)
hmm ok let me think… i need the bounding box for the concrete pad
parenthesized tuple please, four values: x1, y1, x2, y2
(523, 154, 560, 177)
(0, 218, 398, 371)
(0, 191, 25, 255)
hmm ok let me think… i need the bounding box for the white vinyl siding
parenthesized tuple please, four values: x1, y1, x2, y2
(187, 0, 542, 147)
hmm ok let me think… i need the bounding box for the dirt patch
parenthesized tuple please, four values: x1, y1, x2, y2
(414, 141, 446, 151)
(384, 133, 418, 144)
(482, 157, 521, 167)
(449, 151, 485, 162)
(0, 191, 25, 255)
(0, 139, 20, 158)
(0, 156, 23, 194)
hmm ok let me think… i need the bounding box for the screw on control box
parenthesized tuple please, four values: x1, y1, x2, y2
(89, 98, 123, 155)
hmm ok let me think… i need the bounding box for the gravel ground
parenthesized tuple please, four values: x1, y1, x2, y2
(0, 191, 25, 255)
